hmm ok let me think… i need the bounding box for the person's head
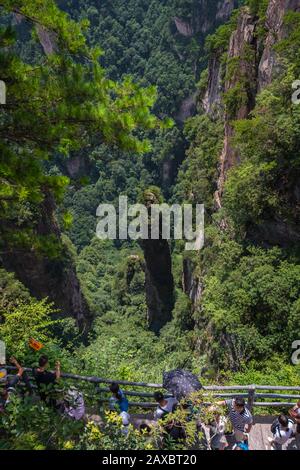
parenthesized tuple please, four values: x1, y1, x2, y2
(38, 355, 49, 369)
(0, 385, 8, 401)
(278, 414, 289, 428)
(109, 382, 120, 398)
(139, 423, 151, 434)
(233, 397, 246, 412)
(154, 391, 165, 405)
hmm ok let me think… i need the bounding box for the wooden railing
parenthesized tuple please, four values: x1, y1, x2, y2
(4, 366, 300, 410)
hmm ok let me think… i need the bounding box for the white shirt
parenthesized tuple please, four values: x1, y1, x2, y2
(154, 398, 178, 419)
(274, 421, 294, 445)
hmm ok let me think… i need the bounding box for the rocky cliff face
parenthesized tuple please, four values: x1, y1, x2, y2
(203, 0, 300, 210)
(182, 258, 203, 304)
(36, 25, 57, 55)
(258, 0, 300, 89)
(216, 9, 257, 209)
(174, 0, 240, 124)
(174, 0, 238, 37)
(142, 238, 175, 334)
(140, 191, 175, 334)
(184, 0, 300, 310)
(2, 192, 91, 330)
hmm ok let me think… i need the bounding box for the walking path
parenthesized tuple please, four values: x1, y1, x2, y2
(128, 414, 300, 450)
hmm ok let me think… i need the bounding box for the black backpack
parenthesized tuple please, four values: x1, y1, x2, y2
(271, 418, 280, 435)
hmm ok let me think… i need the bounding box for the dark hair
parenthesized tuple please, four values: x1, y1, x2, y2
(109, 382, 120, 394)
(278, 414, 289, 428)
(139, 423, 151, 434)
(235, 397, 245, 408)
(38, 355, 49, 367)
(154, 391, 164, 402)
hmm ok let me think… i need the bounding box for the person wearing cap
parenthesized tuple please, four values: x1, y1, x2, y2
(153, 391, 178, 420)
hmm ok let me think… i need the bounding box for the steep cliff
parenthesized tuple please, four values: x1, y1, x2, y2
(258, 0, 300, 90)
(204, 1, 300, 211)
(177, 0, 300, 330)
(143, 239, 175, 334)
(174, 0, 237, 37)
(174, 0, 240, 122)
(182, 258, 203, 304)
(203, 8, 258, 209)
(1, 192, 91, 330)
(140, 190, 175, 334)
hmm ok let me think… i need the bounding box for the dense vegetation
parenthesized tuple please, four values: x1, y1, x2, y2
(1, 0, 300, 450)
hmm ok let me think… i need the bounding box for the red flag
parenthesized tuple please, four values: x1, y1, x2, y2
(29, 338, 44, 351)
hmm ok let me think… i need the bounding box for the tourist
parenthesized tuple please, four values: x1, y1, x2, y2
(268, 414, 294, 450)
(109, 382, 130, 431)
(217, 397, 253, 443)
(153, 391, 178, 420)
(33, 355, 61, 404)
(206, 406, 228, 450)
(289, 400, 300, 435)
(63, 387, 85, 421)
(0, 357, 32, 412)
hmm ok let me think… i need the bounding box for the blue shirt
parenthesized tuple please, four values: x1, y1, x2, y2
(117, 389, 129, 412)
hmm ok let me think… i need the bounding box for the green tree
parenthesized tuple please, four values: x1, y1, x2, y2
(0, 298, 60, 359)
(0, 0, 166, 253)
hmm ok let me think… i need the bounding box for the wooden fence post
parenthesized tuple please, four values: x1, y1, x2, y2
(248, 385, 256, 412)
